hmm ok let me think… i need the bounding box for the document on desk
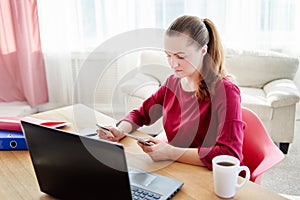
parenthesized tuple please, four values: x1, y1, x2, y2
(23, 117, 70, 129)
(0, 116, 70, 131)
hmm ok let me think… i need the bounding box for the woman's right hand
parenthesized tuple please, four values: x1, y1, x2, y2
(97, 126, 125, 142)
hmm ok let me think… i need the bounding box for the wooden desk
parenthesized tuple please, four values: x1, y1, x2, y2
(0, 104, 287, 200)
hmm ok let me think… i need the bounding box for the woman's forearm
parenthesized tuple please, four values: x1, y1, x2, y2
(170, 147, 204, 166)
(117, 120, 133, 134)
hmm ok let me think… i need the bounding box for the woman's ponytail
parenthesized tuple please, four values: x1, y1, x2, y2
(202, 18, 225, 77)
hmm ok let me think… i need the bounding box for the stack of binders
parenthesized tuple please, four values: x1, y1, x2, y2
(0, 117, 70, 150)
(0, 117, 28, 150)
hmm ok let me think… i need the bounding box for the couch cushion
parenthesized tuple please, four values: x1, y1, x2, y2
(120, 73, 159, 99)
(126, 84, 159, 100)
(263, 79, 300, 107)
(225, 48, 299, 88)
(139, 50, 172, 85)
(239, 87, 273, 121)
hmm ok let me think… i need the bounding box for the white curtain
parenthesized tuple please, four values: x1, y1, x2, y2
(37, 0, 300, 109)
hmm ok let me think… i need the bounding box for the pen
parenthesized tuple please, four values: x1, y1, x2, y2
(96, 124, 115, 137)
(96, 123, 153, 146)
(96, 123, 110, 131)
(85, 132, 98, 137)
(84, 124, 111, 137)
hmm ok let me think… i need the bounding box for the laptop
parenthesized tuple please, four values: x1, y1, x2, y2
(21, 120, 183, 200)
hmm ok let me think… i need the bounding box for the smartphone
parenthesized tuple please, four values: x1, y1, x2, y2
(122, 132, 153, 146)
(96, 124, 153, 146)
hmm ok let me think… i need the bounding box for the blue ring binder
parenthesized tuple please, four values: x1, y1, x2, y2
(0, 130, 28, 150)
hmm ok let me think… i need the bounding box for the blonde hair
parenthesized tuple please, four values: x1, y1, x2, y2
(166, 15, 226, 100)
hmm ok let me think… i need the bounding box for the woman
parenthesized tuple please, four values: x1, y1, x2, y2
(97, 15, 245, 170)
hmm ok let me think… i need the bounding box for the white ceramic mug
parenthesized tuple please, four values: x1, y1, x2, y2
(212, 155, 250, 198)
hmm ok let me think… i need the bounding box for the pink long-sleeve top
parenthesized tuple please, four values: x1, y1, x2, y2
(122, 74, 245, 169)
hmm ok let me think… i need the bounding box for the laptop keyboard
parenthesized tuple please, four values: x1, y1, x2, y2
(131, 185, 162, 200)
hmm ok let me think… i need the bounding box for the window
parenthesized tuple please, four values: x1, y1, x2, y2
(38, 0, 299, 53)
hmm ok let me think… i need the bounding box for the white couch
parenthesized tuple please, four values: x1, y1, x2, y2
(0, 101, 38, 117)
(120, 49, 300, 154)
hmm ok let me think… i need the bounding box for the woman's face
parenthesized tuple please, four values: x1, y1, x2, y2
(164, 34, 206, 80)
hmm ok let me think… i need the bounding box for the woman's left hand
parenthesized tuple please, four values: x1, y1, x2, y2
(137, 138, 175, 161)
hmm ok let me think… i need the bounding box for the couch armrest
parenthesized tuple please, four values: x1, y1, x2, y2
(263, 79, 300, 107)
(120, 73, 160, 99)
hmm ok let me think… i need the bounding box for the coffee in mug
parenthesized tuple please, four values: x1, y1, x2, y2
(216, 161, 235, 166)
(212, 155, 250, 198)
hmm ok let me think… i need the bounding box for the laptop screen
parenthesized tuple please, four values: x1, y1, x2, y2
(21, 120, 132, 199)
